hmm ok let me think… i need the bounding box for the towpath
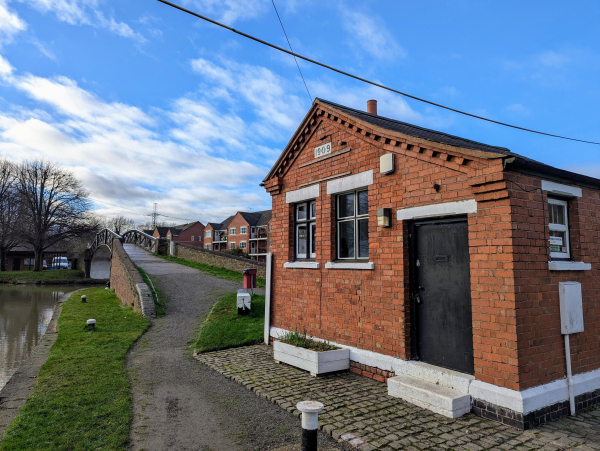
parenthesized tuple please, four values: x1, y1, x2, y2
(125, 245, 346, 451)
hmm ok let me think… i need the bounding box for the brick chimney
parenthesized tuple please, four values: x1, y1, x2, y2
(367, 99, 377, 115)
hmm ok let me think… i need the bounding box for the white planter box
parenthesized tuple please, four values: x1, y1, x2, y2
(273, 340, 350, 376)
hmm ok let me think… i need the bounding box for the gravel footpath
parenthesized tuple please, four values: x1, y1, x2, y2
(125, 245, 348, 451)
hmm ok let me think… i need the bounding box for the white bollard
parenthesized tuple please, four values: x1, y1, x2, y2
(81, 295, 87, 303)
(86, 319, 96, 328)
(296, 401, 324, 451)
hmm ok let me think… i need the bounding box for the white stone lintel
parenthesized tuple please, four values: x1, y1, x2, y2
(283, 261, 320, 269)
(325, 261, 374, 270)
(542, 180, 582, 198)
(286, 184, 319, 204)
(397, 199, 477, 221)
(326, 170, 373, 194)
(548, 261, 591, 271)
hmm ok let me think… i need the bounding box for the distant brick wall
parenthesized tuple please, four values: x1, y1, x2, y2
(110, 239, 144, 312)
(174, 242, 266, 278)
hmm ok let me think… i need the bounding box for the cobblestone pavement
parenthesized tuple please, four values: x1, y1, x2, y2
(196, 345, 600, 451)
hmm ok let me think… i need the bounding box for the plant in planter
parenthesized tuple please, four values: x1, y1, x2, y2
(273, 330, 350, 376)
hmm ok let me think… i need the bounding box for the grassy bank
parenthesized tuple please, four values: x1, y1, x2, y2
(135, 265, 168, 317)
(194, 292, 265, 353)
(156, 255, 266, 288)
(0, 288, 149, 451)
(0, 269, 86, 284)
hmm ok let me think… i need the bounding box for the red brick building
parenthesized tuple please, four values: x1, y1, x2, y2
(152, 221, 205, 247)
(263, 98, 600, 428)
(204, 211, 271, 261)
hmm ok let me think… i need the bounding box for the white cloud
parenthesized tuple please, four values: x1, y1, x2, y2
(24, 0, 146, 43)
(190, 56, 306, 137)
(0, 0, 26, 45)
(0, 57, 273, 224)
(537, 50, 570, 69)
(0, 53, 13, 75)
(181, 0, 268, 25)
(341, 10, 406, 60)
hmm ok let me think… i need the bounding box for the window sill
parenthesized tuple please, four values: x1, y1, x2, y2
(284, 261, 320, 269)
(548, 261, 591, 271)
(325, 261, 374, 270)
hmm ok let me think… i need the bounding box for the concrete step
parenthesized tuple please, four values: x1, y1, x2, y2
(393, 360, 474, 393)
(387, 375, 471, 418)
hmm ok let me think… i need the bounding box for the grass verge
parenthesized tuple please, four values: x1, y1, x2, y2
(155, 255, 266, 288)
(193, 292, 265, 353)
(0, 269, 85, 284)
(135, 265, 168, 317)
(0, 287, 150, 451)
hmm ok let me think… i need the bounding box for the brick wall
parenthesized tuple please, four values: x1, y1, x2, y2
(265, 102, 600, 392)
(508, 172, 600, 389)
(110, 239, 144, 312)
(174, 242, 266, 278)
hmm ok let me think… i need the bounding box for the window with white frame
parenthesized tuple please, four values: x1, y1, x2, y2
(295, 200, 316, 259)
(230, 228, 236, 235)
(337, 190, 369, 260)
(205, 244, 210, 250)
(229, 242, 236, 249)
(239, 241, 247, 249)
(549, 197, 570, 259)
(240, 227, 247, 234)
(206, 230, 211, 238)
(191, 235, 194, 241)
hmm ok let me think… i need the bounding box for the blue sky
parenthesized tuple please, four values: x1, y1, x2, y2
(1, 0, 599, 224)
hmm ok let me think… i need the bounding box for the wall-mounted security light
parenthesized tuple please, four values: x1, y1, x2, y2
(380, 153, 394, 174)
(377, 208, 392, 227)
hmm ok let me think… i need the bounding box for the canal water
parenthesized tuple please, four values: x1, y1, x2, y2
(0, 285, 85, 391)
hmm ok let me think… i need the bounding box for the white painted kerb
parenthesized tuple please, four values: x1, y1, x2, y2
(541, 180, 582, 198)
(327, 170, 373, 194)
(397, 199, 477, 221)
(270, 326, 600, 415)
(286, 184, 319, 204)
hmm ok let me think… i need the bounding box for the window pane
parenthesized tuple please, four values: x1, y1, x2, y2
(297, 203, 307, 221)
(338, 221, 355, 258)
(297, 224, 307, 257)
(338, 193, 354, 218)
(549, 231, 568, 254)
(358, 190, 368, 216)
(549, 203, 566, 225)
(310, 201, 316, 219)
(310, 222, 316, 256)
(358, 219, 369, 258)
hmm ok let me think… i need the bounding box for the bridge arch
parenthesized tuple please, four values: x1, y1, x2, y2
(90, 244, 111, 279)
(85, 228, 158, 279)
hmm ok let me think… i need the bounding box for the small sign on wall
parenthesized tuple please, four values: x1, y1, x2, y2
(314, 142, 332, 159)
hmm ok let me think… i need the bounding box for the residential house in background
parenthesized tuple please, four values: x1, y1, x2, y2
(204, 216, 235, 252)
(151, 222, 205, 247)
(204, 211, 272, 261)
(165, 221, 205, 247)
(263, 97, 600, 428)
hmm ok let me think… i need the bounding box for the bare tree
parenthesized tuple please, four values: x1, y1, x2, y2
(107, 215, 135, 235)
(16, 160, 99, 271)
(0, 158, 22, 271)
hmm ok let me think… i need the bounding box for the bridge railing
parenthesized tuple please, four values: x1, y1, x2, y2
(87, 228, 158, 259)
(121, 229, 157, 253)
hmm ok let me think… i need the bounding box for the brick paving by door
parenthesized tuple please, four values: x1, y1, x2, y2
(196, 345, 600, 451)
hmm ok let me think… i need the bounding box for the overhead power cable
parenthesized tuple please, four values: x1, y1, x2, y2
(271, 0, 312, 102)
(158, 0, 600, 146)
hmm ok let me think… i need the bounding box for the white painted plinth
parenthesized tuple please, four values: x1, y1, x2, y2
(273, 341, 350, 376)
